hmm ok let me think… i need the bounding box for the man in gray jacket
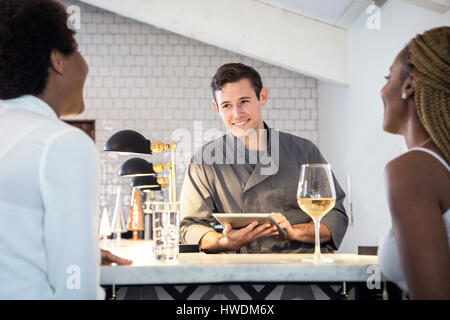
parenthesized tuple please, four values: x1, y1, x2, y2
(180, 63, 348, 254)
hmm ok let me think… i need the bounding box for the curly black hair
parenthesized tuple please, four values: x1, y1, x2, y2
(0, 0, 77, 99)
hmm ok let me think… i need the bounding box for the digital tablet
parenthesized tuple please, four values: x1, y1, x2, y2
(212, 213, 287, 237)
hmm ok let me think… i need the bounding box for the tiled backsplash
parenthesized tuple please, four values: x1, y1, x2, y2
(61, 0, 319, 217)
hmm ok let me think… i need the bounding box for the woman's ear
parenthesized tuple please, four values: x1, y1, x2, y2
(401, 76, 415, 100)
(49, 49, 64, 75)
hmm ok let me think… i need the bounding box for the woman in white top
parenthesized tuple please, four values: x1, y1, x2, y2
(378, 27, 450, 299)
(0, 0, 130, 299)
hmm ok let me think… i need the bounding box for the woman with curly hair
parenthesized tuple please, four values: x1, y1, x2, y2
(0, 0, 130, 299)
(378, 26, 450, 300)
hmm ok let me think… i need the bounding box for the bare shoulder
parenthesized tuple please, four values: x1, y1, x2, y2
(384, 150, 450, 212)
(385, 149, 449, 182)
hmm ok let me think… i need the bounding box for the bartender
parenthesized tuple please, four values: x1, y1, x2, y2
(180, 63, 348, 253)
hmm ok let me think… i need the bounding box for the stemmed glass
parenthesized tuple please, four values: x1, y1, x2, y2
(297, 164, 336, 263)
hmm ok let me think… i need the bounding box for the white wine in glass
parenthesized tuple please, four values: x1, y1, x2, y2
(297, 164, 336, 263)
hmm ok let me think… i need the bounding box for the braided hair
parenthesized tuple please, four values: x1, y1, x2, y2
(405, 27, 450, 163)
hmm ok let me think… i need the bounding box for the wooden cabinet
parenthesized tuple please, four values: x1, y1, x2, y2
(64, 120, 95, 142)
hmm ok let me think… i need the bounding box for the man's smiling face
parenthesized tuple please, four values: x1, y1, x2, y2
(213, 78, 267, 138)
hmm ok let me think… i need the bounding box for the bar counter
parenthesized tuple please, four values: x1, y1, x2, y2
(100, 239, 378, 286)
(97, 239, 393, 300)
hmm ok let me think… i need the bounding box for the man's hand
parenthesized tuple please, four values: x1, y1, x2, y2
(269, 212, 298, 241)
(270, 212, 332, 243)
(219, 221, 278, 251)
(100, 249, 133, 266)
(199, 221, 278, 253)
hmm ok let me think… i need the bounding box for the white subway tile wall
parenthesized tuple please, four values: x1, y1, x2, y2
(61, 1, 319, 215)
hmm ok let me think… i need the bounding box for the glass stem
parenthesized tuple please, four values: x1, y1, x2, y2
(314, 218, 321, 260)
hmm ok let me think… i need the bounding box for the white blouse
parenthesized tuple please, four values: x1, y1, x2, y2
(378, 147, 450, 293)
(0, 95, 104, 299)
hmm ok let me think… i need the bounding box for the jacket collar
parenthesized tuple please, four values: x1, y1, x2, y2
(225, 121, 273, 157)
(223, 122, 281, 192)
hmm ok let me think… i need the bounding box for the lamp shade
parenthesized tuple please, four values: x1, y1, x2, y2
(131, 175, 161, 191)
(119, 158, 155, 177)
(104, 130, 151, 155)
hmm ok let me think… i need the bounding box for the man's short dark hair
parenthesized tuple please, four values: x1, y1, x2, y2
(210, 63, 263, 103)
(0, 0, 77, 99)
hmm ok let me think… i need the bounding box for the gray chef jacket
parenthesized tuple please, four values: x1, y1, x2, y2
(180, 123, 348, 253)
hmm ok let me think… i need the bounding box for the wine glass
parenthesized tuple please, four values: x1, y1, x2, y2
(297, 164, 336, 263)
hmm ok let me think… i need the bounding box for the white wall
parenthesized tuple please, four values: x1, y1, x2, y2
(318, 0, 450, 253)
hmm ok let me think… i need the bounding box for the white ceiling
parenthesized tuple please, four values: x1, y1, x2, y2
(259, 0, 354, 20)
(81, 0, 350, 84)
(258, 0, 450, 23)
(256, 0, 363, 26)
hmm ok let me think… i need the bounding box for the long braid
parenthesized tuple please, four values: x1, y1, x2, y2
(407, 27, 450, 164)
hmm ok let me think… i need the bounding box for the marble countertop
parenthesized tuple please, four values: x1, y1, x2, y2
(100, 239, 379, 285)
